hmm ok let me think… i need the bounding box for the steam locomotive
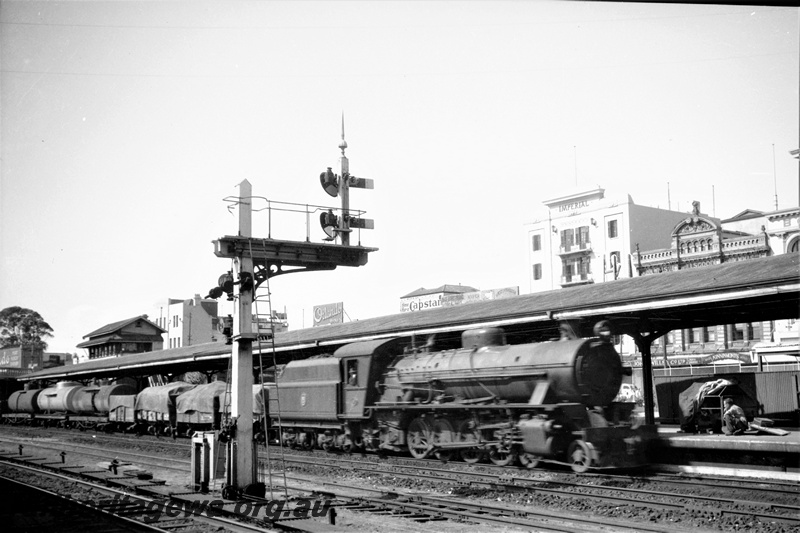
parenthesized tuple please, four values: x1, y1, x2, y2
(266, 324, 655, 472)
(2, 324, 653, 471)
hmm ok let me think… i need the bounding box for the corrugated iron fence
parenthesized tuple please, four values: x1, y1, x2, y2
(651, 369, 800, 426)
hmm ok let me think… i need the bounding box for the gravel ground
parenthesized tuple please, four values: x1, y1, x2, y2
(1, 426, 797, 533)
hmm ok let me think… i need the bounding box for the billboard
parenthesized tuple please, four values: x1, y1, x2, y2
(0, 346, 22, 368)
(313, 302, 344, 327)
(402, 286, 520, 313)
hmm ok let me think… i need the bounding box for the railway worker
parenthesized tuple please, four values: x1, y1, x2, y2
(722, 397, 748, 436)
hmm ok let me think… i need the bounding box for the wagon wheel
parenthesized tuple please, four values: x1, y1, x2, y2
(488, 446, 518, 467)
(406, 418, 432, 459)
(567, 440, 595, 473)
(431, 419, 455, 462)
(457, 419, 484, 464)
(519, 453, 541, 469)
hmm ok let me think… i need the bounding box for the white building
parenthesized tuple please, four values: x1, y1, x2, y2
(721, 206, 800, 256)
(152, 295, 221, 349)
(524, 187, 690, 293)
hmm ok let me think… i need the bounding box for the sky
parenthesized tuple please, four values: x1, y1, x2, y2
(1, 1, 798, 355)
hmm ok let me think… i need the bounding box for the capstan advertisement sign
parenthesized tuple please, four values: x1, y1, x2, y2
(313, 302, 344, 327)
(401, 286, 519, 313)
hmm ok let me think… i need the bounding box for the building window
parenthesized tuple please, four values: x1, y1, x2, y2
(577, 226, 590, 249)
(173, 315, 178, 328)
(560, 229, 575, 252)
(533, 263, 542, 280)
(732, 323, 752, 342)
(563, 256, 591, 282)
(562, 261, 574, 282)
(687, 328, 708, 343)
(532, 234, 541, 251)
(608, 219, 618, 239)
(579, 256, 591, 276)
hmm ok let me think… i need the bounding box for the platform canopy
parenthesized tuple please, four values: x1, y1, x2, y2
(20, 253, 799, 382)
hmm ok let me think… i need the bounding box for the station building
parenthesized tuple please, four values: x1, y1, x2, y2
(77, 316, 166, 360)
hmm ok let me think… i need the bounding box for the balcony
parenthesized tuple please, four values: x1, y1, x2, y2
(557, 241, 592, 256)
(560, 273, 594, 286)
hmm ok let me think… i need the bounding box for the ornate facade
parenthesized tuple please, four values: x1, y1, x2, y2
(635, 202, 799, 367)
(636, 201, 771, 275)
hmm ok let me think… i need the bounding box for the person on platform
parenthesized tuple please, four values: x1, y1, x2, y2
(722, 397, 748, 436)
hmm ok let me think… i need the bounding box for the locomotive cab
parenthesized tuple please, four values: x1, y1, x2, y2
(334, 338, 402, 419)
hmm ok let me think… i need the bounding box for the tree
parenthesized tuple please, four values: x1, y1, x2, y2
(0, 306, 53, 350)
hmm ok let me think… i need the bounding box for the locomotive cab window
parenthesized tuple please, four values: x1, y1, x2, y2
(346, 360, 358, 386)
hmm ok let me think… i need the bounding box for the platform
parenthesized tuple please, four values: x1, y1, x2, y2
(654, 425, 799, 480)
(657, 425, 800, 454)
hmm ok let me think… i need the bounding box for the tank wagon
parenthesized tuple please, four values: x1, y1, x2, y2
(4, 381, 137, 430)
(3, 380, 265, 438)
(265, 325, 655, 472)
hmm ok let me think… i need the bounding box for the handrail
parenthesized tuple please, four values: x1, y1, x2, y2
(222, 195, 368, 243)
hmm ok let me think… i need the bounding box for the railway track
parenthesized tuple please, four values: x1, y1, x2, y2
(0, 461, 282, 533)
(3, 426, 798, 532)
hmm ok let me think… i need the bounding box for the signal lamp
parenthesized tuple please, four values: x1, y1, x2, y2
(320, 167, 339, 197)
(320, 210, 339, 241)
(205, 287, 224, 299)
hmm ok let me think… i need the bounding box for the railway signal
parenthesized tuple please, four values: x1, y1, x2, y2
(318, 117, 374, 246)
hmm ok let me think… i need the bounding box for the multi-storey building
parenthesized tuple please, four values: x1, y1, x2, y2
(636, 203, 799, 367)
(635, 201, 772, 275)
(524, 187, 689, 292)
(152, 295, 221, 349)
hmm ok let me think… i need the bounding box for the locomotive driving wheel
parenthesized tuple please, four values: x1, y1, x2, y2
(457, 419, 484, 464)
(406, 418, 432, 459)
(431, 419, 454, 461)
(567, 440, 595, 473)
(488, 446, 518, 466)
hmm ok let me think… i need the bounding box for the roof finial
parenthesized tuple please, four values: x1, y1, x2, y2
(339, 112, 347, 155)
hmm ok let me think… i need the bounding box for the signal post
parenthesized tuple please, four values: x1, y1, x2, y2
(210, 124, 375, 497)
